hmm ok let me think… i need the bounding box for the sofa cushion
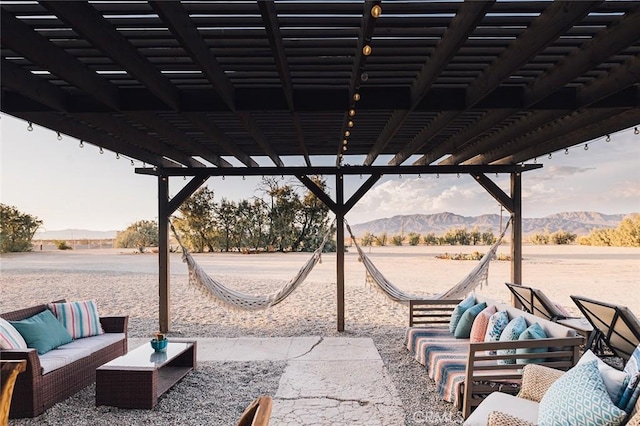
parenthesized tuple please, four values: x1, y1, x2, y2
(484, 311, 510, 355)
(449, 295, 476, 333)
(0, 316, 27, 349)
(538, 360, 627, 426)
(48, 300, 104, 339)
(516, 322, 548, 365)
(470, 305, 497, 343)
(57, 332, 125, 353)
(455, 302, 488, 339)
(497, 316, 527, 365)
(578, 350, 628, 406)
(620, 344, 640, 414)
(10, 309, 73, 355)
(39, 347, 91, 374)
(463, 391, 540, 426)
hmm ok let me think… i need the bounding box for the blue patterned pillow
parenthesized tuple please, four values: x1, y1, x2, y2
(454, 302, 487, 339)
(484, 311, 509, 355)
(620, 344, 640, 413)
(538, 360, 627, 426)
(449, 295, 476, 334)
(497, 316, 527, 365)
(516, 322, 548, 364)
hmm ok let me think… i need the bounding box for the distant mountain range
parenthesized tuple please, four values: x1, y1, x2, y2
(349, 211, 633, 237)
(34, 229, 117, 240)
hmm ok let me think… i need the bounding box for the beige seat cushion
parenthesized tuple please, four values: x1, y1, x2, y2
(463, 392, 539, 426)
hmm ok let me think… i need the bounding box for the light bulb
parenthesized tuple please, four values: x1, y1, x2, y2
(79, 140, 84, 148)
(344, 130, 350, 137)
(348, 109, 356, 117)
(360, 72, 369, 82)
(371, 4, 382, 18)
(353, 93, 360, 102)
(362, 45, 372, 56)
(348, 121, 354, 128)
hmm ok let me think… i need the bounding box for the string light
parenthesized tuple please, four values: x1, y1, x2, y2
(348, 109, 356, 117)
(130, 159, 135, 166)
(635, 127, 639, 135)
(184, 176, 187, 181)
(56, 132, 62, 141)
(371, 4, 382, 18)
(362, 45, 372, 56)
(533, 157, 537, 164)
(348, 121, 354, 128)
(353, 93, 360, 102)
(606, 134, 611, 142)
(360, 72, 369, 82)
(79, 140, 84, 148)
(584, 144, 589, 151)
(457, 173, 460, 178)
(116, 153, 120, 159)
(27, 122, 33, 131)
(222, 175, 225, 180)
(99, 147, 104, 154)
(342, 145, 347, 152)
(399, 174, 402, 179)
(548, 153, 552, 159)
(143, 162, 146, 168)
(436, 173, 440, 179)
(344, 130, 350, 137)
(565, 148, 569, 155)
(418, 173, 421, 179)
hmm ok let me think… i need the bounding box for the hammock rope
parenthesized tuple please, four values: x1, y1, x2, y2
(170, 220, 335, 311)
(346, 218, 512, 303)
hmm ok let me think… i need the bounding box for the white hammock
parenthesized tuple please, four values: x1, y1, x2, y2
(172, 222, 333, 311)
(346, 218, 511, 303)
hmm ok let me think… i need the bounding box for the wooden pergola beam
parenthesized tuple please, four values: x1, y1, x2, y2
(0, 59, 69, 112)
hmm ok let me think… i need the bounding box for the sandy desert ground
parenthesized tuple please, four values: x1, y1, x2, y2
(1, 243, 638, 425)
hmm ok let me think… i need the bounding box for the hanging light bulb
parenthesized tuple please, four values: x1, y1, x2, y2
(79, 140, 84, 148)
(564, 148, 569, 155)
(131, 159, 135, 166)
(584, 144, 589, 150)
(634, 127, 639, 135)
(353, 93, 360, 102)
(605, 134, 611, 142)
(342, 145, 347, 152)
(116, 153, 120, 159)
(360, 72, 369, 82)
(548, 153, 552, 159)
(343, 139, 348, 145)
(27, 122, 33, 131)
(344, 130, 350, 137)
(371, 4, 382, 18)
(362, 45, 372, 56)
(56, 132, 62, 141)
(348, 109, 356, 117)
(418, 173, 421, 179)
(534, 157, 537, 164)
(348, 121, 354, 128)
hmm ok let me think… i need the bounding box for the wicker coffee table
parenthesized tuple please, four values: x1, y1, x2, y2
(96, 341, 196, 409)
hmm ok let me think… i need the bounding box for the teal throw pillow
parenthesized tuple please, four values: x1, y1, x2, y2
(484, 311, 509, 355)
(620, 343, 640, 413)
(516, 322, 548, 364)
(449, 295, 476, 334)
(497, 316, 527, 365)
(10, 309, 73, 355)
(538, 360, 627, 426)
(578, 350, 629, 407)
(454, 302, 487, 339)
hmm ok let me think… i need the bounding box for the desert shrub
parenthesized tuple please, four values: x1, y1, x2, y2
(55, 240, 72, 250)
(0, 204, 43, 253)
(550, 230, 577, 245)
(423, 233, 438, 245)
(580, 214, 640, 247)
(530, 233, 550, 245)
(116, 220, 159, 249)
(360, 232, 374, 247)
(391, 235, 403, 246)
(408, 232, 421, 246)
(375, 232, 388, 246)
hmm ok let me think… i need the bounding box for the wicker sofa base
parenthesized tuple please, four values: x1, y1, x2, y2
(0, 302, 128, 418)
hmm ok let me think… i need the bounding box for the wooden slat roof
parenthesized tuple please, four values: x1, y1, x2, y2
(2, 0, 639, 170)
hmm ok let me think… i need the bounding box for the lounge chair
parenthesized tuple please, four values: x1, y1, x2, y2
(571, 295, 640, 363)
(505, 283, 594, 340)
(1, 360, 27, 425)
(237, 395, 272, 426)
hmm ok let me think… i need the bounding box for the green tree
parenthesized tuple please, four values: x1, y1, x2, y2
(115, 220, 159, 249)
(481, 231, 496, 245)
(0, 204, 42, 253)
(423, 233, 438, 245)
(375, 232, 388, 246)
(174, 187, 217, 252)
(550, 230, 577, 245)
(408, 232, 421, 246)
(391, 234, 403, 246)
(215, 198, 239, 252)
(470, 228, 482, 245)
(530, 233, 550, 245)
(579, 214, 640, 247)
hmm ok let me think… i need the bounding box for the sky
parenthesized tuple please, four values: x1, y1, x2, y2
(1, 112, 639, 232)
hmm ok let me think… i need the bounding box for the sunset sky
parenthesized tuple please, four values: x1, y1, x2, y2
(2, 113, 639, 232)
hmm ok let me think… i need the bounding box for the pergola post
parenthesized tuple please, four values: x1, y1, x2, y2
(511, 171, 523, 307)
(158, 175, 170, 333)
(336, 174, 345, 332)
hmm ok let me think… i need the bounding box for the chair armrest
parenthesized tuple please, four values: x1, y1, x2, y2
(488, 411, 536, 426)
(517, 364, 565, 402)
(409, 299, 462, 327)
(0, 349, 41, 383)
(100, 316, 129, 334)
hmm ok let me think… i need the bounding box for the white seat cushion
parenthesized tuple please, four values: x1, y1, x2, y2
(56, 332, 125, 353)
(39, 333, 125, 374)
(463, 391, 540, 426)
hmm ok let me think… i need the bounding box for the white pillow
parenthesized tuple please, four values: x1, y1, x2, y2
(578, 349, 628, 405)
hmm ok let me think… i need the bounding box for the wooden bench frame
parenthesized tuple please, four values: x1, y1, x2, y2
(408, 299, 583, 418)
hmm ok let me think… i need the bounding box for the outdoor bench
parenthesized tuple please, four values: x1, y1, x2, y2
(0, 301, 128, 418)
(406, 294, 582, 419)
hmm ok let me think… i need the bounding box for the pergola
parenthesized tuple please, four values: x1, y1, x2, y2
(2, 1, 639, 332)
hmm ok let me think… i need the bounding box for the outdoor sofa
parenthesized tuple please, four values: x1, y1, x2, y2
(406, 293, 583, 418)
(0, 301, 128, 418)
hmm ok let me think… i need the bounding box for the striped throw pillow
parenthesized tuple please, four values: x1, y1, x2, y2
(48, 300, 104, 339)
(0, 317, 28, 349)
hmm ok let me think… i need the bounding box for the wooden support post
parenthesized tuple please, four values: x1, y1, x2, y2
(336, 174, 345, 332)
(158, 175, 170, 333)
(511, 171, 523, 308)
